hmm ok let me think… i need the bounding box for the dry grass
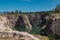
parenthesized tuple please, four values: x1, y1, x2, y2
(40, 36, 49, 40)
(51, 13, 60, 17)
(0, 35, 49, 40)
(33, 34, 49, 40)
(0, 37, 22, 40)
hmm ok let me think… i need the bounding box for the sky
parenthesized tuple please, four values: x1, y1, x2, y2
(0, 0, 60, 12)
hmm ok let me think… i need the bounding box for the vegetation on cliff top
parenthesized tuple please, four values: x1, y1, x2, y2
(0, 5, 60, 40)
(0, 5, 60, 15)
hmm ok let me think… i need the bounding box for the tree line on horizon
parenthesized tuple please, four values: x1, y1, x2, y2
(0, 5, 60, 15)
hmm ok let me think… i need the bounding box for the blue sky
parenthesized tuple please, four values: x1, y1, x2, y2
(0, 0, 60, 12)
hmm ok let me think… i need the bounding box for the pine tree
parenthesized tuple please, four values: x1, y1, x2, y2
(55, 5, 60, 13)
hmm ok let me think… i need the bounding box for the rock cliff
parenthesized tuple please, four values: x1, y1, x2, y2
(0, 15, 40, 40)
(0, 13, 60, 40)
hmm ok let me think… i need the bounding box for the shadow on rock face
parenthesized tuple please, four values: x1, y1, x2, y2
(15, 16, 26, 31)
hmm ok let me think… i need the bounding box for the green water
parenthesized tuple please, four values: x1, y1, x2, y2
(29, 26, 40, 34)
(15, 26, 40, 34)
(15, 26, 26, 31)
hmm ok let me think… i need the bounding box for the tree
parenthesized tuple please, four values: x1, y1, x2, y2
(19, 11, 22, 14)
(10, 11, 14, 14)
(15, 10, 19, 14)
(55, 5, 60, 13)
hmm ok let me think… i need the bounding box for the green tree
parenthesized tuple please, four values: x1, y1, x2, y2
(10, 11, 14, 14)
(19, 11, 22, 14)
(55, 5, 60, 13)
(15, 10, 19, 14)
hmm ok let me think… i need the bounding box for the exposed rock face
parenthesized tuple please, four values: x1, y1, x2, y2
(6, 15, 19, 30)
(28, 14, 42, 26)
(0, 15, 13, 31)
(20, 15, 32, 32)
(28, 14, 45, 27)
(0, 31, 40, 40)
(14, 14, 47, 32)
(51, 17, 60, 36)
(40, 15, 60, 37)
(0, 15, 40, 40)
(0, 14, 49, 33)
(0, 13, 60, 39)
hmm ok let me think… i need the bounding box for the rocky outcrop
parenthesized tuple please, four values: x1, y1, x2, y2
(40, 15, 60, 37)
(20, 15, 32, 32)
(0, 31, 40, 40)
(14, 14, 47, 32)
(0, 15, 13, 31)
(0, 13, 60, 39)
(0, 15, 40, 40)
(0, 14, 52, 33)
(28, 14, 47, 27)
(51, 17, 60, 36)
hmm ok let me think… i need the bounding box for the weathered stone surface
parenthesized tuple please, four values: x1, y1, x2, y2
(0, 14, 60, 39)
(0, 15, 40, 40)
(0, 31, 40, 40)
(51, 17, 60, 36)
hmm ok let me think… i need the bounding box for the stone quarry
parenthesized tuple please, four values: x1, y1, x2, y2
(0, 13, 60, 40)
